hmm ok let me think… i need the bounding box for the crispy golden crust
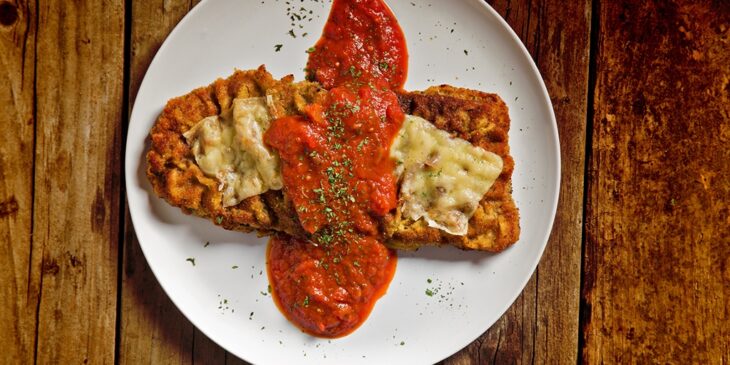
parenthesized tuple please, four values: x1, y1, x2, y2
(146, 66, 323, 237)
(146, 67, 519, 252)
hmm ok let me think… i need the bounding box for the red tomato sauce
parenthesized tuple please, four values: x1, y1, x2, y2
(263, 0, 408, 338)
(264, 85, 404, 237)
(306, 0, 408, 90)
(267, 234, 396, 337)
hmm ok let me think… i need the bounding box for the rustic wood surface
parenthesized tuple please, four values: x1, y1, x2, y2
(0, 0, 727, 363)
(34, 1, 124, 363)
(2, 0, 125, 364)
(0, 0, 36, 363)
(582, 1, 729, 363)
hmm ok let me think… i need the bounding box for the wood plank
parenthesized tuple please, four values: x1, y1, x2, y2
(30, 0, 124, 363)
(119, 217, 194, 364)
(192, 330, 226, 364)
(0, 1, 38, 363)
(226, 353, 252, 365)
(443, 0, 591, 363)
(120, 0, 245, 364)
(583, 0, 729, 363)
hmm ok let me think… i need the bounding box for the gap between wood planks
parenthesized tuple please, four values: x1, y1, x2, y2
(577, 0, 600, 362)
(114, 0, 134, 363)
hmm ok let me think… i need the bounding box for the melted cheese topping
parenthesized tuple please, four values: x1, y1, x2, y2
(184, 105, 501, 235)
(390, 115, 503, 235)
(183, 97, 282, 207)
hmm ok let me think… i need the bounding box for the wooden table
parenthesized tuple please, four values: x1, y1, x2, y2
(1, 0, 727, 363)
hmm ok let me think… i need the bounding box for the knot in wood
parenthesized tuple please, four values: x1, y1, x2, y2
(0, 2, 18, 26)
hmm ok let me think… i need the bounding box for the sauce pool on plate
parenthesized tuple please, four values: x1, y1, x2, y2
(264, 0, 408, 337)
(267, 234, 396, 337)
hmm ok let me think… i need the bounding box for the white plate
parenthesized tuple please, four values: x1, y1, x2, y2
(125, 0, 559, 363)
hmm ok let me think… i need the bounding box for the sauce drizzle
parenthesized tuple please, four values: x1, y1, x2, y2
(264, 0, 408, 338)
(306, 0, 408, 90)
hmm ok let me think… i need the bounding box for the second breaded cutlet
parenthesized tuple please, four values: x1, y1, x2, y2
(146, 66, 519, 252)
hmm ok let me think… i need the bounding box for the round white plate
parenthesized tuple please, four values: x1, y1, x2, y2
(125, 0, 559, 363)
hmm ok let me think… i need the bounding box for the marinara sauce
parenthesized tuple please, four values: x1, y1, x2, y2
(306, 0, 408, 90)
(267, 234, 396, 337)
(264, 0, 408, 338)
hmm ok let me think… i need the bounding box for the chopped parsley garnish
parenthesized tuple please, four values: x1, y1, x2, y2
(425, 289, 434, 296)
(186, 258, 196, 266)
(317, 231, 333, 245)
(303, 295, 310, 307)
(356, 138, 369, 151)
(344, 102, 360, 113)
(215, 216, 224, 224)
(463, 49, 469, 55)
(306, 46, 316, 53)
(348, 65, 362, 78)
(427, 169, 443, 178)
(274, 44, 283, 52)
(313, 187, 326, 204)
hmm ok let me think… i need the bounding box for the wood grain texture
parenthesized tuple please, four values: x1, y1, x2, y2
(119, 0, 249, 364)
(119, 216, 194, 364)
(0, 1, 37, 364)
(583, 0, 729, 363)
(442, 0, 591, 363)
(30, 0, 124, 363)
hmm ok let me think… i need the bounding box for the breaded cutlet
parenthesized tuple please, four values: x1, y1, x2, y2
(387, 86, 519, 251)
(146, 66, 519, 252)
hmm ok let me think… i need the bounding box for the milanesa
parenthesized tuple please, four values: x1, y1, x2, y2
(146, 66, 519, 252)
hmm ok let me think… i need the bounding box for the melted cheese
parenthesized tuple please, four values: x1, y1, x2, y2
(183, 96, 282, 207)
(184, 105, 501, 234)
(390, 115, 503, 235)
